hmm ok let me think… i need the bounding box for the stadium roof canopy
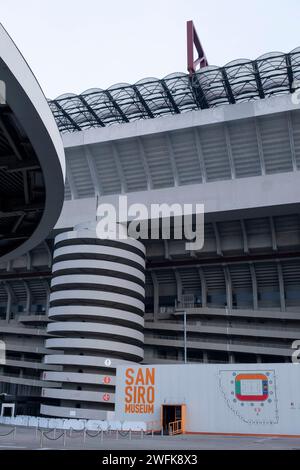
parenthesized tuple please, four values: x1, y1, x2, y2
(50, 49, 300, 133)
(0, 24, 65, 263)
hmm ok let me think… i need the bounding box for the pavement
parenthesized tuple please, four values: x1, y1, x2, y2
(0, 425, 299, 450)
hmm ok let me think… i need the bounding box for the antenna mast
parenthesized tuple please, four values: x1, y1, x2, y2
(187, 20, 208, 75)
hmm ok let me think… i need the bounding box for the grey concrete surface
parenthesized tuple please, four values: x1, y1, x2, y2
(0, 425, 300, 450)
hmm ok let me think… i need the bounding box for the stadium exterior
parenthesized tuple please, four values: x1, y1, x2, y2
(0, 24, 65, 264)
(0, 24, 65, 416)
(1, 43, 300, 418)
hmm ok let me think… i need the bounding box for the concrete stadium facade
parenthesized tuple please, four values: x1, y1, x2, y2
(1, 46, 300, 417)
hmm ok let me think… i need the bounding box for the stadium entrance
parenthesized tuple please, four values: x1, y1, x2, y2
(162, 404, 186, 435)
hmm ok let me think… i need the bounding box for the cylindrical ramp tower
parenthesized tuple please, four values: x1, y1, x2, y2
(41, 225, 145, 420)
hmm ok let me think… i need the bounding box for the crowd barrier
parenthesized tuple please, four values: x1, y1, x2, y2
(38, 427, 151, 448)
(0, 426, 16, 439)
(0, 424, 155, 448)
(0, 415, 147, 432)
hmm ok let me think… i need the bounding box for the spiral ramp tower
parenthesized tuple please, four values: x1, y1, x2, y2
(41, 225, 145, 419)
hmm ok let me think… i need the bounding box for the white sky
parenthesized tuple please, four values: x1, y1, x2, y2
(1, 0, 300, 98)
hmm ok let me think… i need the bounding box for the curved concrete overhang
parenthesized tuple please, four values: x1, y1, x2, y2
(0, 24, 65, 262)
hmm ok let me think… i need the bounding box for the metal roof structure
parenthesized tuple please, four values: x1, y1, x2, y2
(0, 106, 45, 258)
(50, 49, 300, 133)
(0, 23, 65, 263)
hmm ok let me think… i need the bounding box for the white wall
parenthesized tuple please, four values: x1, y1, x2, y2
(115, 363, 300, 436)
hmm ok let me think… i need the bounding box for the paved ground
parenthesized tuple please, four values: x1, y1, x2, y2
(0, 425, 299, 450)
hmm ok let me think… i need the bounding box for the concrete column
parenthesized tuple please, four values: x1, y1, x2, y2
(249, 264, 258, 310)
(24, 281, 32, 314)
(223, 266, 233, 311)
(203, 351, 208, 363)
(277, 263, 286, 312)
(174, 269, 183, 305)
(150, 271, 159, 321)
(43, 280, 51, 315)
(198, 268, 207, 308)
(4, 283, 12, 322)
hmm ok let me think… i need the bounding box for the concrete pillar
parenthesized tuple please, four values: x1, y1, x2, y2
(198, 268, 207, 308)
(4, 284, 12, 322)
(249, 264, 258, 310)
(229, 353, 235, 364)
(277, 263, 286, 312)
(224, 266, 233, 311)
(203, 351, 208, 363)
(24, 281, 32, 314)
(174, 269, 183, 305)
(150, 271, 159, 321)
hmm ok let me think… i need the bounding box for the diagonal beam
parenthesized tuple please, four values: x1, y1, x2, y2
(189, 75, 209, 109)
(212, 222, 222, 256)
(52, 100, 81, 131)
(254, 118, 266, 175)
(111, 142, 127, 193)
(240, 219, 249, 254)
(43, 240, 52, 268)
(132, 85, 154, 118)
(221, 68, 236, 104)
(223, 265, 233, 310)
(252, 60, 265, 99)
(249, 263, 258, 310)
(11, 213, 25, 233)
(78, 95, 105, 127)
(0, 116, 23, 160)
(137, 137, 153, 190)
(165, 134, 179, 186)
(104, 91, 129, 123)
(193, 128, 207, 183)
(224, 124, 235, 179)
(84, 146, 102, 196)
(22, 170, 30, 205)
(23, 280, 32, 313)
(277, 262, 286, 312)
(160, 80, 180, 114)
(65, 161, 78, 200)
(269, 216, 278, 251)
(43, 279, 51, 313)
(198, 267, 207, 308)
(285, 53, 294, 94)
(174, 268, 183, 303)
(287, 112, 297, 171)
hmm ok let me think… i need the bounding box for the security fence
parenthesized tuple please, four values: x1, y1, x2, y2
(0, 424, 157, 448)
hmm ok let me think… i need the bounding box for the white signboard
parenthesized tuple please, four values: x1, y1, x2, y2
(115, 363, 300, 436)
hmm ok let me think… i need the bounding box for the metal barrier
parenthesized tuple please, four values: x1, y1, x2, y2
(168, 420, 183, 436)
(0, 425, 151, 448)
(68, 427, 85, 438)
(39, 428, 67, 448)
(146, 420, 162, 435)
(0, 427, 16, 439)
